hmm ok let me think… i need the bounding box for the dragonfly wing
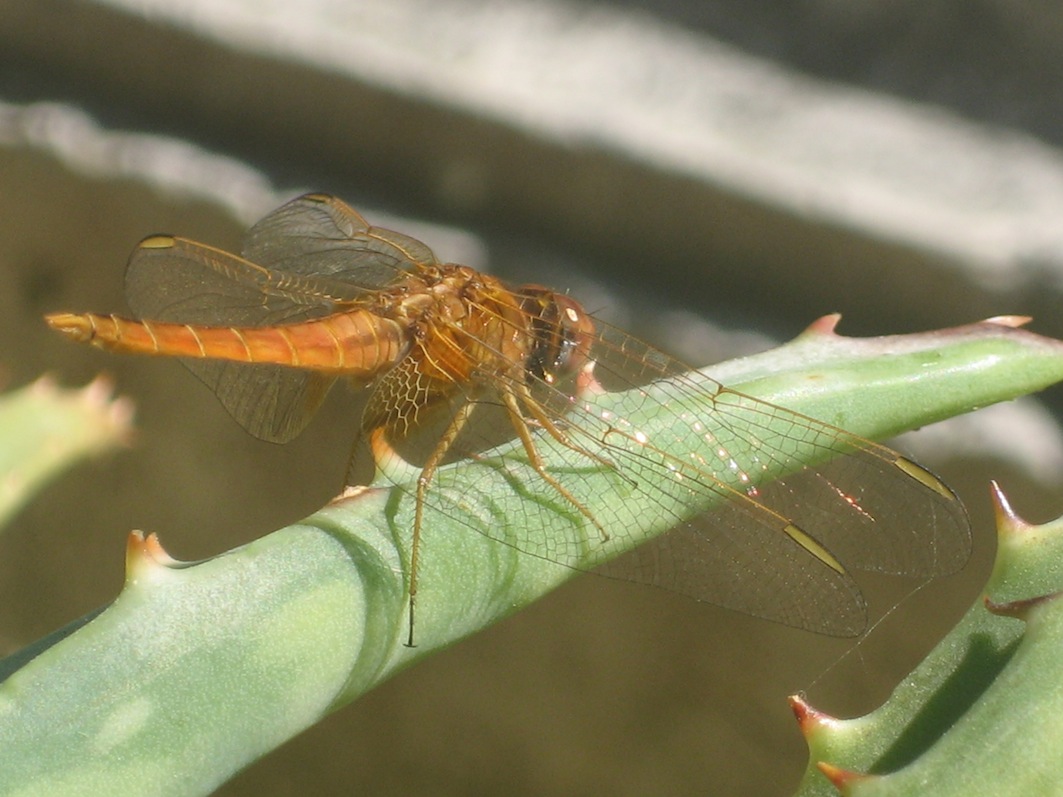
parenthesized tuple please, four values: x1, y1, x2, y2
(655, 380, 971, 577)
(598, 504, 868, 635)
(124, 236, 343, 442)
(125, 235, 351, 326)
(183, 360, 335, 443)
(241, 193, 439, 290)
(549, 325, 968, 634)
(575, 402, 968, 634)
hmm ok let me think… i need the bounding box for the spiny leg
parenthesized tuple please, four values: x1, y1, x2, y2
(499, 385, 611, 543)
(403, 399, 477, 647)
(512, 380, 620, 478)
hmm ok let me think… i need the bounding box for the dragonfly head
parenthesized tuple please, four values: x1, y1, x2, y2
(518, 288, 595, 387)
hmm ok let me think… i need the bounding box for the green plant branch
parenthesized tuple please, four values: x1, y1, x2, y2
(4, 317, 1063, 797)
(0, 376, 131, 528)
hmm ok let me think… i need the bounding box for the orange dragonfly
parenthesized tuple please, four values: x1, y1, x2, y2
(46, 193, 970, 645)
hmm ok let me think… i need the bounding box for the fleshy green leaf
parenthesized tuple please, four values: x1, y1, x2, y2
(794, 485, 1063, 796)
(0, 376, 131, 529)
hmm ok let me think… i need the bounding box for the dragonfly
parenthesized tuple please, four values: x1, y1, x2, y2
(46, 193, 970, 646)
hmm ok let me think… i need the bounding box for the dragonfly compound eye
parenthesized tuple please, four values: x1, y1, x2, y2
(519, 289, 594, 385)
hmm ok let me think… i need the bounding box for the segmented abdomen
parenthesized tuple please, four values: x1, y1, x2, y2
(44, 311, 407, 377)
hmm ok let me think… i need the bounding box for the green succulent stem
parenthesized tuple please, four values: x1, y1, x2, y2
(0, 376, 130, 529)
(795, 483, 1063, 796)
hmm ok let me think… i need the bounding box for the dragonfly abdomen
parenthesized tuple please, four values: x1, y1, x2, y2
(45, 311, 407, 376)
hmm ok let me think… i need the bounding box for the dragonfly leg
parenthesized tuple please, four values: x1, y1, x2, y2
(514, 381, 620, 475)
(499, 386, 611, 543)
(404, 399, 477, 647)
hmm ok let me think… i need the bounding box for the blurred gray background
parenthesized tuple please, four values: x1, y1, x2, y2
(3, 1, 1063, 794)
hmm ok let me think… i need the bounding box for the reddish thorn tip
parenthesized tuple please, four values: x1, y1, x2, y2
(989, 481, 1032, 535)
(804, 313, 843, 336)
(125, 530, 177, 575)
(985, 592, 1061, 621)
(788, 694, 838, 735)
(984, 315, 1032, 328)
(816, 761, 870, 791)
(331, 484, 378, 505)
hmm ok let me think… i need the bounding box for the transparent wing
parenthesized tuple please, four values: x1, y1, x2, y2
(124, 236, 341, 443)
(187, 361, 335, 443)
(581, 326, 969, 634)
(587, 408, 965, 635)
(597, 485, 869, 634)
(125, 235, 359, 327)
(241, 193, 439, 289)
